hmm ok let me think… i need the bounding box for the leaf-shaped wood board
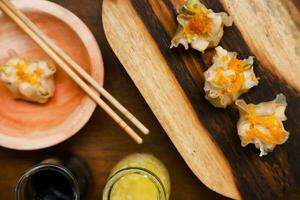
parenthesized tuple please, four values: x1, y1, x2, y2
(102, 0, 300, 199)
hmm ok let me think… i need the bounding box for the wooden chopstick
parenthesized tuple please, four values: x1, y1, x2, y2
(0, 0, 143, 144)
(0, 0, 149, 136)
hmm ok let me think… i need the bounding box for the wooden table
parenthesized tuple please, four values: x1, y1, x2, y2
(0, 0, 228, 199)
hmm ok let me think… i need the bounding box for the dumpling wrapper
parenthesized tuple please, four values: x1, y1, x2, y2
(204, 46, 259, 108)
(0, 54, 56, 104)
(236, 94, 289, 157)
(171, 0, 233, 52)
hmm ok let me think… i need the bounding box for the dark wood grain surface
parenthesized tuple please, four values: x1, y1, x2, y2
(0, 0, 228, 199)
(130, 1, 300, 199)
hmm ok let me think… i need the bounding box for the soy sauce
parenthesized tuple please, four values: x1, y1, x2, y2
(25, 168, 75, 200)
(16, 153, 90, 200)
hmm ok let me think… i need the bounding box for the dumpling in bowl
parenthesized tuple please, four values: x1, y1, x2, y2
(204, 46, 259, 108)
(171, 0, 233, 52)
(236, 94, 289, 157)
(0, 52, 56, 103)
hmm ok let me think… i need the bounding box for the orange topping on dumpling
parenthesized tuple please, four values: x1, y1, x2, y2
(184, 14, 211, 37)
(212, 57, 246, 95)
(15, 62, 43, 85)
(242, 105, 289, 145)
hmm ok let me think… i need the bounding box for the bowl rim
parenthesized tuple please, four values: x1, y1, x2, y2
(0, 0, 104, 150)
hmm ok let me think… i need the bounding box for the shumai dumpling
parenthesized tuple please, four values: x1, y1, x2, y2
(171, 0, 233, 52)
(0, 52, 56, 103)
(204, 46, 259, 108)
(236, 94, 289, 157)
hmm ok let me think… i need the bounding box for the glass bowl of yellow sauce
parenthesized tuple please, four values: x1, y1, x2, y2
(103, 153, 171, 200)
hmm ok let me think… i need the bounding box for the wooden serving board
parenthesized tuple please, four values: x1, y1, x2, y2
(102, 0, 300, 199)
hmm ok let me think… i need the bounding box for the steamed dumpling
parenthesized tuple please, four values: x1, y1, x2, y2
(0, 53, 56, 103)
(171, 0, 233, 52)
(204, 46, 259, 108)
(236, 94, 289, 157)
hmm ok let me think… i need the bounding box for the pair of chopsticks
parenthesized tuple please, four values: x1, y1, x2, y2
(0, 0, 149, 144)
